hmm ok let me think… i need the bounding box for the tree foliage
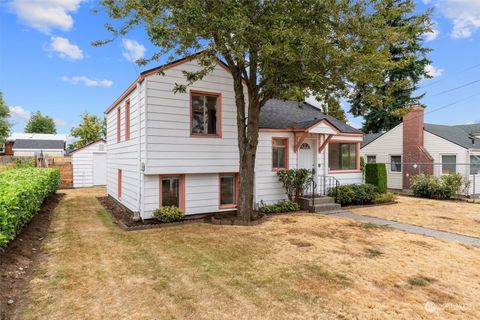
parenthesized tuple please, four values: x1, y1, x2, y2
(349, 0, 432, 133)
(25, 111, 57, 134)
(0, 91, 11, 143)
(70, 112, 106, 150)
(98, 0, 428, 221)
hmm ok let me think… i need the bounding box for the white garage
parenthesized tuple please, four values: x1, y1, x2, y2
(71, 140, 107, 188)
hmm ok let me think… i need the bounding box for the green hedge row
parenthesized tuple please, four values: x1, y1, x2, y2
(365, 163, 387, 193)
(0, 168, 60, 248)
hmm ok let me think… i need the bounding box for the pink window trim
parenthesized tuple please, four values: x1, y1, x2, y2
(218, 173, 239, 209)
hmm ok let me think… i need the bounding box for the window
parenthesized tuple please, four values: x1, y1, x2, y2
(117, 107, 121, 143)
(329, 143, 358, 171)
(125, 100, 130, 141)
(272, 138, 288, 170)
(390, 155, 402, 173)
(118, 169, 122, 198)
(219, 174, 238, 208)
(191, 91, 221, 136)
(0, 143, 4, 153)
(367, 155, 377, 163)
(471, 155, 480, 174)
(442, 155, 457, 174)
(160, 175, 185, 210)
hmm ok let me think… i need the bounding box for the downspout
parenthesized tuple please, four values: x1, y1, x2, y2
(134, 80, 142, 221)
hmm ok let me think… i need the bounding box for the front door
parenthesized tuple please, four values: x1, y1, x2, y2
(93, 152, 107, 186)
(298, 139, 315, 171)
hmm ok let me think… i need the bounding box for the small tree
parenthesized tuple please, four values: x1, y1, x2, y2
(0, 91, 11, 143)
(365, 163, 388, 193)
(25, 111, 57, 134)
(70, 112, 106, 149)
(276, 169, 312, 203)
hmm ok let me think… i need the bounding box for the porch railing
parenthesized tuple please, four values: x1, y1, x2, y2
(304, 174, 340, 199)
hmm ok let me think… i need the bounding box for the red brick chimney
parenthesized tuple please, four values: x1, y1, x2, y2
(402, 106, 434, 189)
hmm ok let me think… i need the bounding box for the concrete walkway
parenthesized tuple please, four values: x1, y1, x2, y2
(325, 210, 480, 247)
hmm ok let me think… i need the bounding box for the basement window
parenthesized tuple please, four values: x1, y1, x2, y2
(160, 175, 185, 211)
(219, 173, 238, 208)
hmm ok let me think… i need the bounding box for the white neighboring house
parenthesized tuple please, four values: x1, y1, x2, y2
(361, 107, 480, 195)
(105, 54, 364, 220)
(3, 133, 67, 157)
(70, 140, 107, 188)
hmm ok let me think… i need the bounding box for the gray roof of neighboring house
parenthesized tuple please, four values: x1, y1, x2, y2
(424, 123, 480, 149)
(360, 123, 480, 149)
(259, 99, 361, 134)
(13, 139, 65, 150)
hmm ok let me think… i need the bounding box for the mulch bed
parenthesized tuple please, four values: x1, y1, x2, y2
(0, 193, 63, 320)
(98, 195, 268, 230)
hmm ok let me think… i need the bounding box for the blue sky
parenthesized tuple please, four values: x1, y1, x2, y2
(0, 0, 479, 135)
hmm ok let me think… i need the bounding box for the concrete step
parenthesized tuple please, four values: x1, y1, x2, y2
(309, 203, 342, 213)
(300, 196, 335, 207)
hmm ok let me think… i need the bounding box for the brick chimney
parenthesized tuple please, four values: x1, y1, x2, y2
(402, 106, 434, 189)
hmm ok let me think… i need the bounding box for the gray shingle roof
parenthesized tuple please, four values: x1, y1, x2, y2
(259, 99, 361, 134)
(424, 123, 480, 149)
(361, 132, 385, 148)
(13, 139, 65, 150)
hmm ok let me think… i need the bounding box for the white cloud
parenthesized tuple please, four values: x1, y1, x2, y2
(122, 38, 146, 63)
(9, 106, 31, 121)
(61, 76, 113, 87)
(47, 36, 83, 60)
(9, 0, 84, 34)
(424, 20, 440, 41)
(430, 0, 480, 39)
(425, 64, 444, 78)
(54, 118, 67, 126)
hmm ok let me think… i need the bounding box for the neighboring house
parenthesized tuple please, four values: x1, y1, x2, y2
(105, 54, 364, 219)
(2, 133, 67, 157)
(361, 107, 480, 195)
(71, 140, 107, 188)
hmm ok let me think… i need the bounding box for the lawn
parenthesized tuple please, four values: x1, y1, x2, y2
(17, 188, 480, 319)
(351, 195, 480, 239)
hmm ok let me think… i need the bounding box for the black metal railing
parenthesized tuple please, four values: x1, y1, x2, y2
(304, 174, 340, 199)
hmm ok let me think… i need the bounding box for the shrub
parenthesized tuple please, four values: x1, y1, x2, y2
(276, 169, 312, 203)
(365, 163, 387, 193)
(153, 206, 184, 222)
(411, 173, 470, 200)
(374, 192, 396, 204)
(328, 184, 377, 206)
(13, 157, 35, 168)
(258, 200, 300, 214)
(0, 168, 60, 248)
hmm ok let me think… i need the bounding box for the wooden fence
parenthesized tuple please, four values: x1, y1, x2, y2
(36, 156, 73, 188)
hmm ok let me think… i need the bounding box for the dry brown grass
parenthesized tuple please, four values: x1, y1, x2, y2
(351, 195, 480, 238)
(19, 188, 480, 320)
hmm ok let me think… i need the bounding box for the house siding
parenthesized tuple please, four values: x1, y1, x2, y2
(424, 131, 469, 176)
(72, 141, 106, 188)
(360, 124, 404, 189)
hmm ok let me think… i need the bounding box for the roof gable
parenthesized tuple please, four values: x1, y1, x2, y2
(424, 123, 480, 149)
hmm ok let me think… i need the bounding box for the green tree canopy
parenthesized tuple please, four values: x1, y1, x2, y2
(349, 0, 432, 133)
(98, 0, 429, 221)
(25, 111, 57, 134)
(70, 112, 106, 150)
(0, 91, 11, 143)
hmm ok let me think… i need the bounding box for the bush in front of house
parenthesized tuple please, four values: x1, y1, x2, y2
(258, 200, 300, 214)
(411, 173, 470, 200)
(365, 163, 387, 193)
(0, 168, 60, 248)
(374, 192, 397, 204)
(276, 169, 312, 203)
(328, 184, 378, 206)
(153, 206, 184, 222)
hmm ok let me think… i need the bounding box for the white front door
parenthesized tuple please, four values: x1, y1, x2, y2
(93, 152, 107, 186)
(298, 139, 315, 170)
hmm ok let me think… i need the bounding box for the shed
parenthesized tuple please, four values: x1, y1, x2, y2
(71, 140, 107, 188)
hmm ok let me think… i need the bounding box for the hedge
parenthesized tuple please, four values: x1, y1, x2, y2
(0, 168, 60, 248)
(365, 163, 387, 193)
(328, 184, 378, 206)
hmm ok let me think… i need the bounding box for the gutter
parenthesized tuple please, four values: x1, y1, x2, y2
(135, 81, 142, 221)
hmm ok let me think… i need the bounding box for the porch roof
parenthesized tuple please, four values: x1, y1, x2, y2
(259, 99, 361, 134)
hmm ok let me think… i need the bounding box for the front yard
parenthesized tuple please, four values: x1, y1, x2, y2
(10, 188, 480, 319)
(351, 195, 480, 239)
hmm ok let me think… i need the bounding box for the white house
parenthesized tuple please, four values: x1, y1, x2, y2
(71, 140, 107, 188)
(1, 133, 67, 157)
(105, 54, 364, 219)
(361, 107, 480, 195)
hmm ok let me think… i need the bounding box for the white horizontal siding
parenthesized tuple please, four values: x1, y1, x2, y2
(72, 141, 106, 188)
(361, 123, 404, 189)
(424, 130, 469, 176)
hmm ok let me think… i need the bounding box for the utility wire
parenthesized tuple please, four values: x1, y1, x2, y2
(420, 62, 480, 89)
(430, 79, 480, 97)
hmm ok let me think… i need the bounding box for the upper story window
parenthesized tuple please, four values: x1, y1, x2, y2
(191, 91, 221, 137)
(329, 143, 358, 171)
(125, 100, 130, 141)
(272, 137, 288, 171)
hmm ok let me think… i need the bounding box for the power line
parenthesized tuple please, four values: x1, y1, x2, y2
(430, 79, 480, 97)
(420, 62, 480, 89)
